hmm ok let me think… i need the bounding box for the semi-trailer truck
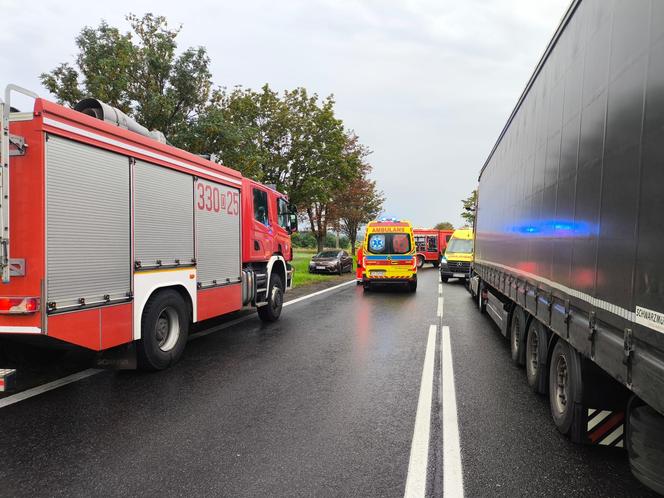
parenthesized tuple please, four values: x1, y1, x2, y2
(470, 0, 664, 493)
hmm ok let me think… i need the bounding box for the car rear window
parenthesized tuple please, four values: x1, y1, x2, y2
(367, 233, 411, 254)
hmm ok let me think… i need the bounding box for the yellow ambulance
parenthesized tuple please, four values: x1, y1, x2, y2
(362, 219, 417, 292)
(439, 228, 474, 282)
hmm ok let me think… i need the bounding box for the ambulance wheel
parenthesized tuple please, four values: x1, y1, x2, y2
(363, 282, 371, 292)
(416, 255, 424, 268)
(509, 307, 527, 366)
(548, 339, 583, 435)
(441, 275, 449, 283)
(526, 320, 549, 394)
(258, 273, 284, 322)
(408, 280, 417, 292)
(627, 401, 664, 495)
(137, 289, 190, 371)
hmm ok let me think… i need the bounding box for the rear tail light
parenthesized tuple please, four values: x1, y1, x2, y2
(0, 297, 40, 314)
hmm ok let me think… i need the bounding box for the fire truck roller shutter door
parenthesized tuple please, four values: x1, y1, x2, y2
(195, 178, 241, 287)
(134, 160, 194, 269)
(46, 136, 131, 309)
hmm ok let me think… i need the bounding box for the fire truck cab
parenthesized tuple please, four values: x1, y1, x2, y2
(0, 85, 297, 378)
(413, 228, 454, 268)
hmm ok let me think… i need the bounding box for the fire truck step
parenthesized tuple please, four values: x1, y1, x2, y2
(0, 369, 17, 392)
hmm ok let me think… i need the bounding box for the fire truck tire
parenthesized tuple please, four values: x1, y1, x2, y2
(137, 290, 190, 371)
(416, 255, 424, 268)
(258, 273, 284, 322)
(548, 339, 583, 435)
(627, 402, 664, 495)
(526, 320, 548, 394)
(509, 307, 527, 366)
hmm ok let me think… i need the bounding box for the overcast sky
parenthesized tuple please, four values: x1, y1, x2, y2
(1, 0, 570, 228)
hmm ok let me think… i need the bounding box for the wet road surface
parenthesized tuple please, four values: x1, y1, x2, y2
(0, 269, 657, 496)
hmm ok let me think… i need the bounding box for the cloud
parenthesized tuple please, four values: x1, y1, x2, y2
(0, 0, 570, 227)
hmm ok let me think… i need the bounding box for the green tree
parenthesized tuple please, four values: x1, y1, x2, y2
(434, 221, 454, 230)
(461, 190, 478, 227)
(40, 13, 212, 143)
(333, 138, 384, 255)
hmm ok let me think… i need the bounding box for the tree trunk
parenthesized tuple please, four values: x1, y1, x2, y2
(350, 233, 357, 255)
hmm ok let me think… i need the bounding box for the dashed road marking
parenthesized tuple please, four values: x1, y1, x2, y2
(442, 325, 464, 496)
(404, 324, 438, 497)
(0, 280, 356, 409)
(437, 296, 444, 318)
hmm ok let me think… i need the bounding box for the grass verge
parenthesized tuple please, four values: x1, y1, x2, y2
(291, 248, 357, 288)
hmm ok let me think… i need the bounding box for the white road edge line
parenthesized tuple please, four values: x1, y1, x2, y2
(404, 324, 437, 498)
(0, 279, 357, 409)
(0, 368, 102, 409)
(442, 325, 464, 497)
(283, 279, 356, 307)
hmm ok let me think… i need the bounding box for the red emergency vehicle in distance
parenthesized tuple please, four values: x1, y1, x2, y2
(413, 228, 454, 268)
(0, 85, 297, 376)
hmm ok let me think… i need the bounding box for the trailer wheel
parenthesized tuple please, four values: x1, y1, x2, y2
(416, 255, 424, 268)
(258, 273, 284, 322)
(137, 289, 190, 371)
(548, 339, 583, 435)
(627, 402, 664, 495)
(509, 307, 527, 366)
(526, 320, 548, 394)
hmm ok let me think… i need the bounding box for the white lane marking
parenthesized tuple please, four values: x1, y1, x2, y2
(438, 283, 443, 296)
(442, 325, 464, 497)
(283, 279, 356, 307)
(437, 297, 444, 318)
(0, 368, 102, 409)
(404, 324, 438, 498)
(0, 280, 356, 409)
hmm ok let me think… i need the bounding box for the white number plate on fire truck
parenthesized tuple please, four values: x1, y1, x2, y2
(453, 272, 466, 278)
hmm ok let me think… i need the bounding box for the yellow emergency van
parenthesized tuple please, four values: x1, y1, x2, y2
(362, 219, 417, 292)
(439, 228, 474, 282)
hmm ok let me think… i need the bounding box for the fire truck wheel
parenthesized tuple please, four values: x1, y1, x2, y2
(137, 290, 190, 371)
(627, 402, 664, 495)
(416, 255, 424, 268)
(258, 273, 284, 322)
(548, 339, 583, 435)
(509, 307, 527, 366)
(526, 320, 549, 394)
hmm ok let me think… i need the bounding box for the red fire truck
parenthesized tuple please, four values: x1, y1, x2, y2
(413, 228, 454, 268)
(0, 85, 297, 378)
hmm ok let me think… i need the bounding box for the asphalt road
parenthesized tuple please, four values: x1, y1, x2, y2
(0, 269, 658, 497)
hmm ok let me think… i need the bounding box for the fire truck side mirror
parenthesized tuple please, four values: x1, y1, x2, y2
(289, 214, 298, 233)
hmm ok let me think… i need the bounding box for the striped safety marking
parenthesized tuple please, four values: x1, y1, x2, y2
(0, 369, 16, 393)
(366, 275, 414, 279)
(587, 409, 625, 448)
